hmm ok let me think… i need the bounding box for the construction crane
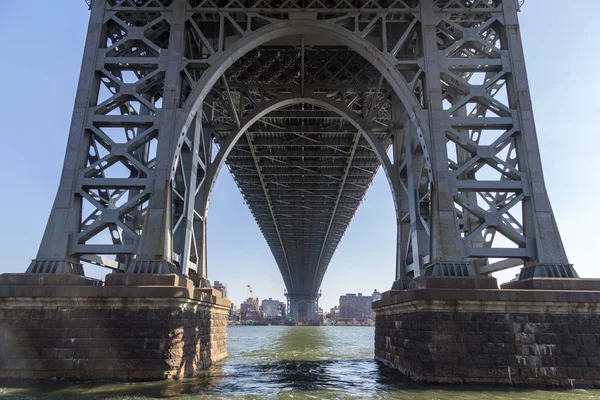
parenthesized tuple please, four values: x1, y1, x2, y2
(247, 285, 260, 316)
(246, 285, 263, 322)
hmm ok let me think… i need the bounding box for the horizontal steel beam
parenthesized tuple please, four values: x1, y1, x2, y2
(81, 178, 148, 189)
(454, 180, 524, 192)
(227, 149, 377, 159)
(70, 244, 137, 255)
(465, 248, 530, 258)
(237, 176, 372, 185)
(214, 126, 389, 134)
(229, 160, 380, 168)
(232, 171, 374, 177)
(478, 259, 524, 275)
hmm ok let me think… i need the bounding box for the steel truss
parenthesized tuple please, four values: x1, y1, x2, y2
(27, 0, 576, 302)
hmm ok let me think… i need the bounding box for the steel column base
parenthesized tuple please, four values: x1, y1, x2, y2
(26, 259, 84, 275)
(188, 275, 211, 288)
(423, 263, 475, 277)
(197, 278, 211, 288)
(518, 264, 578, 280)
(391, 279, 411, 290)
(126, 260, 178, 274)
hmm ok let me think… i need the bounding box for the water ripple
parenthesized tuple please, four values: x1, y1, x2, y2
(2, 326, 600, 399)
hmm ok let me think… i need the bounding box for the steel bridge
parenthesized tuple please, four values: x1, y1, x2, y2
(26, 0, 575, 322)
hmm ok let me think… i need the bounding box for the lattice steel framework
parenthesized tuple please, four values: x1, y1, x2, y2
(27, 0, 576, 306)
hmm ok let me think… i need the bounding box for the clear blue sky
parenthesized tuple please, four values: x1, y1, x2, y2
(0, 2, 598, 311)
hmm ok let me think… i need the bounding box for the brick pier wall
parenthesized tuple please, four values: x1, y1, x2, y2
(374, 288, 600, 387)
(0, 274, 230, 380)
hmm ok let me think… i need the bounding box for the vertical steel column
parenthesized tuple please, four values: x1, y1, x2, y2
(419, 0, 473, 277)
(26, 0, 107, 275)
(127, 0, 187, 274)
(191, 124, 212, 285)
(392, 101, 410, 286)
(404, 121, 431, 278)
(193, 187, 210, 284)
(453, 94, 485, 274)
(394, 162, 410, 282)
(501, 0, 576, 279)
(392, 101, 432, 287)
(173, 115, 202, 279)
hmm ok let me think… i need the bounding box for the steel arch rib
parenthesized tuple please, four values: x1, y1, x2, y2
(171, 20, 433, 180)
(169, 19, 434, 292)
(205, 94, 399, 212)
(201, 94, 401, 294)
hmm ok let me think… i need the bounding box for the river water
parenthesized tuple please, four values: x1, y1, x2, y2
(1, 326, 599, 399)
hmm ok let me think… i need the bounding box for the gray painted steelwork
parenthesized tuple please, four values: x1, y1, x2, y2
(27, 0, 575, 315)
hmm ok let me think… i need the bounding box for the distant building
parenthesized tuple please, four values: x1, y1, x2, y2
(372, 289, 382, 302)
(279, 301, 286, 319)
(241, 297, 262, 321)
(329, 306, 339, 318)
(261, 298, 281, 318)
(240, 297, 258, 314)
(212, 281, 228, 299)
(339, 293, 375, 319)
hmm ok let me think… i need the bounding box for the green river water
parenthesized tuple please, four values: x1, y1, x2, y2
(1, 326, 599, 399)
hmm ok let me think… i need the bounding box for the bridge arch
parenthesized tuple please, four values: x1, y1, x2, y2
(169, 18, 434, 286)
(172, 19, 433, 181)
(200, 94, 400, 219)
(197, 94, 402, 294)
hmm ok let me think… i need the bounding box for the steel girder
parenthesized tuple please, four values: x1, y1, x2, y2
(28, 0, 575, 295)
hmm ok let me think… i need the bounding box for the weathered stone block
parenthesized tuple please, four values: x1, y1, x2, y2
(374, 285, 600, 387)
(0, 274, 230, 381)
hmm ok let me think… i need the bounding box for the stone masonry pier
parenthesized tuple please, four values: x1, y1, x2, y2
(0, 274, 230, 381)
(373, 277, 600, 387)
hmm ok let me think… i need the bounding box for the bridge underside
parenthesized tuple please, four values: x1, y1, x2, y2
(210, 45, 392, 301)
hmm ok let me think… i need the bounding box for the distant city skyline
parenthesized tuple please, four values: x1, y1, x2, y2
(1, 3, 598, 312)
(212, 279, 382, 313)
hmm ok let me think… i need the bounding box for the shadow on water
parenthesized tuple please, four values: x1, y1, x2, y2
(2, 326, 600, 399)
(209, 358, 411, 395)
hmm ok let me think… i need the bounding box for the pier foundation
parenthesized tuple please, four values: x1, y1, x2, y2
(0, 274, 230, 380)
(373, 277, 600, 387)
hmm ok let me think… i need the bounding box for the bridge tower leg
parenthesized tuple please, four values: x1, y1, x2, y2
(376, 0, 600, 387)
(390, 0, 577, 283)
(0, 0, 229, 380)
